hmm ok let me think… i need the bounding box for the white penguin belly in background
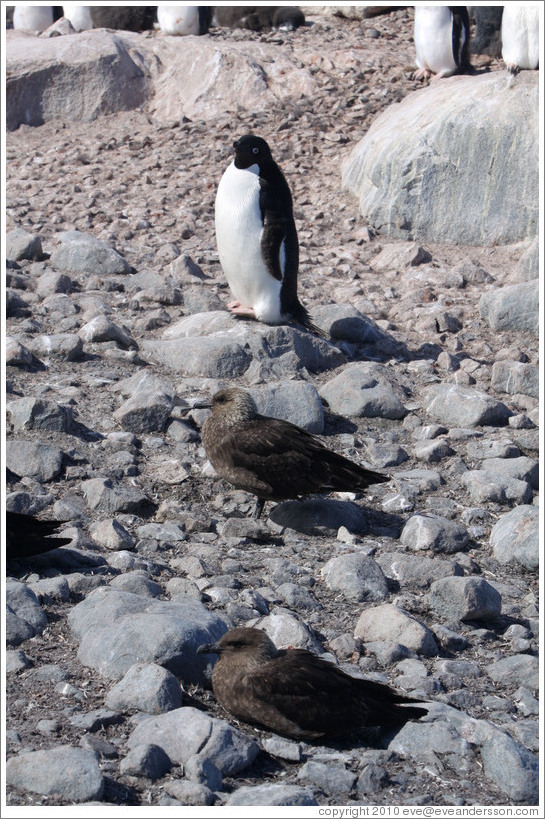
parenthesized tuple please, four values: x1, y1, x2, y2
(62, 5, 93, 31)
(502, 4, 539, 73)
(414, 6, 460, 80)
(215, 162, 283, 325)
(157, 6, 200, 36)
(13, 6, 54, 32)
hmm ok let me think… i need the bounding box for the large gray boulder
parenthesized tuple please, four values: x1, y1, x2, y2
(6, 28, 317, 130)
(342, 72, 538, 245)
(6, 29, 152, 130)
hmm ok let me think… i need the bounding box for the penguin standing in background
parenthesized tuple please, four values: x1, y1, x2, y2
(501, 4, 539, 73)
(157, 6, 212, 36)
(13, 6, 62, 32)
(62, 4, 93, 31)
(413, 6, 471, 81)
(215, 135, 318, 333)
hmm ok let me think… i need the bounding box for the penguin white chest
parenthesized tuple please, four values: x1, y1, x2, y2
(414, 7, 459, 76)
(215, 162, 283, 324)
(502, 5, 539, 71)
(157, 6, 200, 36)
(13, 6, 54, 32)
(63, 5, 94, 31)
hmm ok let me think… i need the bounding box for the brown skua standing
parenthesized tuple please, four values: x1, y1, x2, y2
(200, 387, 389, 518)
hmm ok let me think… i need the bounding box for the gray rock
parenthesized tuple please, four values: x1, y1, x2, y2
(82, 477, 151, 515)
(357, 763, 389, 793)
(319, 363, 407, 419)
(6, 227, 43, 261)
(466, 438, 520, 460)
(5, 649, 33, 673)
(109, 572, 163, 598)
(486, 655, 539, 690)
(259, 609, 323, 652)
(297, 760, 357, 796)
(90, 518, 135, 551)
(28, 333, 84, 362)
(184, 755, 223, 790)
(377, 552, 463, 589)
(226, 784, 318, 806)
(461, 469, 533, 506)
(400, 514, 469, 554)
(480, 456, 538, 489)
(479, 727, 539, 802)
(491, 360, 539, 398)
(6, 580, 48, 646)
(8, 397, 72, 433)
(36, 269, 73, 298)
(251, 381, 324, 433)
(426, 576, 502, 622)
(490, 505, 539, 570)
(6, 746, 104, 801)
(311, 303, 383, 344)
(277, 582, 322, 611)
(413, 438, 454, 463)
(163, 780, 216, 806)
(479, 280, 539, 335)
(69, 708, 123, 732)
(372, 241, 432, 270)
(136, 522, 187, 543)
(68, 586, 227, 682)
(119, 743, 172, 780)
(5, 440, 64, 482)
(113, 390, 173, 434)
(365, 441, 408, 468)
(5, 337, 37, 368)
(320, 553, 389, 601)
(142, 334, 251, 379)
(261, 736, 303, 762)
(388, 719, 474, 764)
(50, 230, 130, 275)
(341, 72, 538, 245)
(128, 706, 258, 775)
(424, 384, 511, 427)
(28, 576, 70, 603)
(79, 315, 136, 349)
(354, 604, 438, 656)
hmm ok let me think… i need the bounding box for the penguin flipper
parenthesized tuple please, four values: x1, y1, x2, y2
(449, 6, 471, 72)
(260, 211, 287, 283)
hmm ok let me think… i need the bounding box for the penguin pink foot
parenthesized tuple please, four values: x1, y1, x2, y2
(228, 301, 257, 319)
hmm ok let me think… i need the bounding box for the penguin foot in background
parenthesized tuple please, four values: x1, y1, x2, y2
(506, 63, 520, 76)
(412, 68, 431, 81)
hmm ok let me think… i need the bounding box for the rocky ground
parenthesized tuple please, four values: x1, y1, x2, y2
(4, 8, 540, 810)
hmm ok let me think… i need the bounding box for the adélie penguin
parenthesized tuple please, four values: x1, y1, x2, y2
(215, 134, 319, 333)
(413, 6, 471, 80)
(157, 6, 212, 36)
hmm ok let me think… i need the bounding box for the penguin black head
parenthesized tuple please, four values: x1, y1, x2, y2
(233, 135, 273, 170)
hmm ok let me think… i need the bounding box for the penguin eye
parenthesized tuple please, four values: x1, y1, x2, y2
(252, 147, 259, 155)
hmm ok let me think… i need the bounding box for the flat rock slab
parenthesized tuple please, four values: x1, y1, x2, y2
(226, 784, 318, 806)
(6, 745, 104, 801)
(342, 71, 538, 245)
(127, 706, 259, 776)
(68, 586, 228, 683)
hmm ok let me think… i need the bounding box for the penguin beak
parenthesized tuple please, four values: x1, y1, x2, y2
(197, 642, 220, 656)
(233, 139, 240, 151)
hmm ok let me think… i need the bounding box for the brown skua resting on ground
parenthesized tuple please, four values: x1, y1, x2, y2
(197, 627, 428, 740)
(200, 387, 389, 518)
